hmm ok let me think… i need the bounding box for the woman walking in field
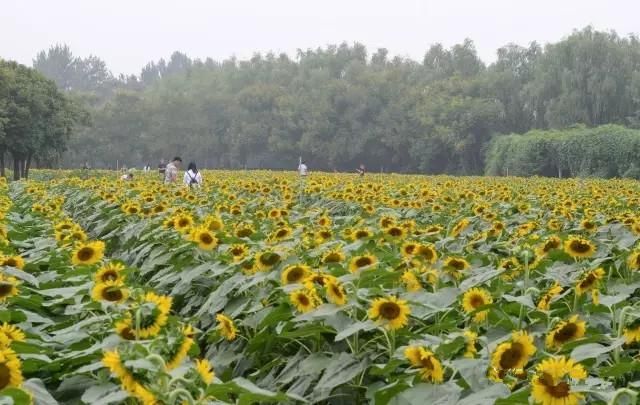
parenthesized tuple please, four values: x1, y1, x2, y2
(183, 162, 203, 188)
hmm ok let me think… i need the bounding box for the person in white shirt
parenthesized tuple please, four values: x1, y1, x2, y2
(183, 162, 203, 188)
(298, 161, 308, 177)
(165, 157, 182, 183)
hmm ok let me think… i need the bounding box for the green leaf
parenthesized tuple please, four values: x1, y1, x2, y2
(22, 379, 59, 405)
(570, 340, 624, 361)
(0, 388, 32, 405)
(334, 320, 377, 341)
(388, 382, 462, 405)
(456, 384, 511, 405)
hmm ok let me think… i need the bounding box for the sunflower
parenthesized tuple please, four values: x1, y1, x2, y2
(368, 296, 411, 330)
(450, 218, 470, 237)
(271, 226, 293, 241)
(563, 237, 596, 259)
(227, 244, 248, 262)
(255, 250, 282, 271)
(531, 357, 586, 405)
(463, 330, 479, 358)
(314, 228, 333, 244)
(545, 315, 586, 350)
(216, 313, 237, 341)
(627, 250, 640, 270)
(91, 280, 129, 304)
(461, 288, 492, 322)
(348, 254, 377, 273)
(401, 270, 422, 292)
(71, 240, 106, 266)
(575, 268, 605, 299)
(404, 346, 444, 383)
(580, 219, 597, 232)
(0, 275, 18, 302)
(306, 272, 337, 287)
(385, 226, 406, 239)
(623, 324, 640, 344)
(322, 248, 345, 264)
(536, 235, 562, 257)
(0, 324, 25, 348)
(115, 317, 137, 340)
(135, 292, 172, 339)
(0, 348, 23, 390)
(289, 288, 320, 313)
(537, 282, 563, 311)
(415, 244, 438, 264)
(490, 331, 536, 379)
(281, 264, 311, 285)
(443, 257, 470, 280)
(1, 256, 25, 270)
(166, 326, 194, 370)
(103, 350, 156, 403)
(173, 214, 194, 234)
(195, 359, 215, 384)
(95, 262, 125, 283)
(317, 215, 332, 227)
(401, 242, 419, 257)
(190, 227, 218, 251)
(325, 281, 347, 306)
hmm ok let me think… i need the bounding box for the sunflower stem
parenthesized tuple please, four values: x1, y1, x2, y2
(168, 388, 195, 405)
(614, 306, 632, 363)
(608, 388, 637, 405)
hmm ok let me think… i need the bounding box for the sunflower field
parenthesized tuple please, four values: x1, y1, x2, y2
(1, 171, 640, 404)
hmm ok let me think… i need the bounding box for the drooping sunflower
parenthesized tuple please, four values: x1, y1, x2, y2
(1, 256, 25, 270)
(289, 288, 321, 313)
(461, 288, 492, 322)
(166, 325, 195, 370)
(401, 270, 422, 292)
(135, 292, 172, 339)
(325, 281, 347, 306)
(563, 236, 596, 259)
(537, 282, 563, 311)
(627, 250, 640, 271)
(306, 272, 337, 287)
(536, 235, 562, 257)
(71, 240, 106, 266)
(95, 262, 125, 283)
(103, 350, 156, 403)
(281, 264, 311, 285)
(189, 227, 218, 251)
(623, 323, 640, 344)
(348, 254, 377, 273)
(235, 223, 255, 238)
(91, 280, 129, 304)
(0, 348, 23, 390)
(404, 346, 444, 383)
(545, 315, 586, 350)
(531, 357, 586, 405)
(368, 296, 411, 330)
(450, 218, 470, 237)
(115, 317, 137, 340)
(443, 257, 470, 280)
(463, 330, 479, 358)
(490, 331, 536, 379)
(195, 358, 215, 385)
(255, 250, 282, 271)
(0, 275, 18, 302)
(575, 267, 605, 302)
(216, 313, 237, 341)
(322, 247, 345, 264)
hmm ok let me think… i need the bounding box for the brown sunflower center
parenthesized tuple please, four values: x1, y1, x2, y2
(286, 268, 305, 283)
(0, 363, 10, 389)
(199, 233, 214, 245)
(569, 240, 591, 253)
(469, 295, 485, 308)
(330, 284, 343, 297)
(499, 342, 524, 369)
(379, 302, 401, 320)
(554, 323, 578, 343)
(448, 259, 466, 270)
(324, 253, 341, 263)
(178, 219, 190, 228)
(260, 253, 281, 266)
(275, 229, 289, 238)
(579, 274, 596, 290)
(4, 259, 16, 267)
(102, 288, 124, 302)
(77, 247, 95, 262)
(388, 227, 403, 237)
(540, 373, 570, 398)
(120, 326, 136, 340)
(297, 293, 310, 306)
(421, 355, 434, 370)
(101, 270, 119, 282)
(355, 257, 373, 267)
(355, 230, 370, 239)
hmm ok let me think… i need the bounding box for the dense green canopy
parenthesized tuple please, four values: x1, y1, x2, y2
(29, 27, 640, 176)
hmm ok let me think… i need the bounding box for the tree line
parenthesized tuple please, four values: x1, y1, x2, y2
(11, 26, 640, 176)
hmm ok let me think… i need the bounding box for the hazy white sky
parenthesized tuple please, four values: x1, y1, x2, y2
(2, 0, 638, 75)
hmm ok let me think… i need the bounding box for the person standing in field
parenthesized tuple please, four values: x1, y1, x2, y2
(356, 164, 366, 177)
(158, 159, 167, 180)
(164, 157, 182, 183)
(183, 162, 203, 188)
(298, 160, 308, 177)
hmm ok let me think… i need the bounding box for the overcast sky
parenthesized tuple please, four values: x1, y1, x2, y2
(2, 0, 638, 75)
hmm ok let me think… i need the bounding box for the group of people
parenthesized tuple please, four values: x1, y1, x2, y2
(157, 157, 203, 187)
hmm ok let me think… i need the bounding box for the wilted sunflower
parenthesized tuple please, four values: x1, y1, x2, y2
(490, 331, 536, 379)
(1, 256, 25, 270)
(103, 350, 156, 403)
(575, 268, 605, 303)
(166, 325, 195, 370)
(135, 292, 172, 339)
(531, 357, 586, 405)
(195, 358, 215, 385)
(348, 254, 378, 273)
(627, 250, 640, 271)
(255, 250, 282, 271)
(450, 218, 470, 237)
(545, 315, 586, 350)
(190, 227, 218, 251)
(401, 270, 422, 292)
(95, 262, 125, 283)
(368, 296, 410, 330)
(0, 348, 23, 390)
(325, 281, 347, 306)
(404, 346, 444, 383)
(563, 236, 596, 259)
(463, 330, 479, 358)
(415, 244, 438, 264)
(216, 313, 237, 341)
(91, 280, 129, 304)
(71, 240, 105, 266)
(289, 287, 321, 313)
(0, 275, 18, 302)
(461, 288, 492, 322)
(537, 282, 563, 311)
(281, 264, 311, 285)
(322, 248, 345, 264)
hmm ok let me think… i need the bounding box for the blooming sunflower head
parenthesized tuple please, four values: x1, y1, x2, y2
(255, 250, 282, 271)
(404, 346, 444, 383)
(190, 227, 218, 251)
(416, 244, 438, 264)
(531, 357, 586, 405)
(563, 237, 596, 259)
(490, 331, 536, 378)
(91, 280, 129, 304)
(1, 256, 25, 270)
(195, 358, 215, 385)
(289, 288, 321, 313)
(94, 262, 126, 283)
(71, 240, 106, 266)
(322, 248, 345, 264)
(281, 264, 311, 285)
(216, 313, 237, 341)
(368, 296, 411, 330)
(545, 315, 586, 350)
(348, 254, 377, 273)
(0, 347, 23, 390)
(461, 288, 492, 323)
(0, 276, 18, 302)
(325, 281, 347, 306)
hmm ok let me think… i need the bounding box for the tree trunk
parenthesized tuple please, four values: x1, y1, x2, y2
(25, 153, 32, 179)
(13, 158, 20, 181)
(0, 149, 4, 178)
